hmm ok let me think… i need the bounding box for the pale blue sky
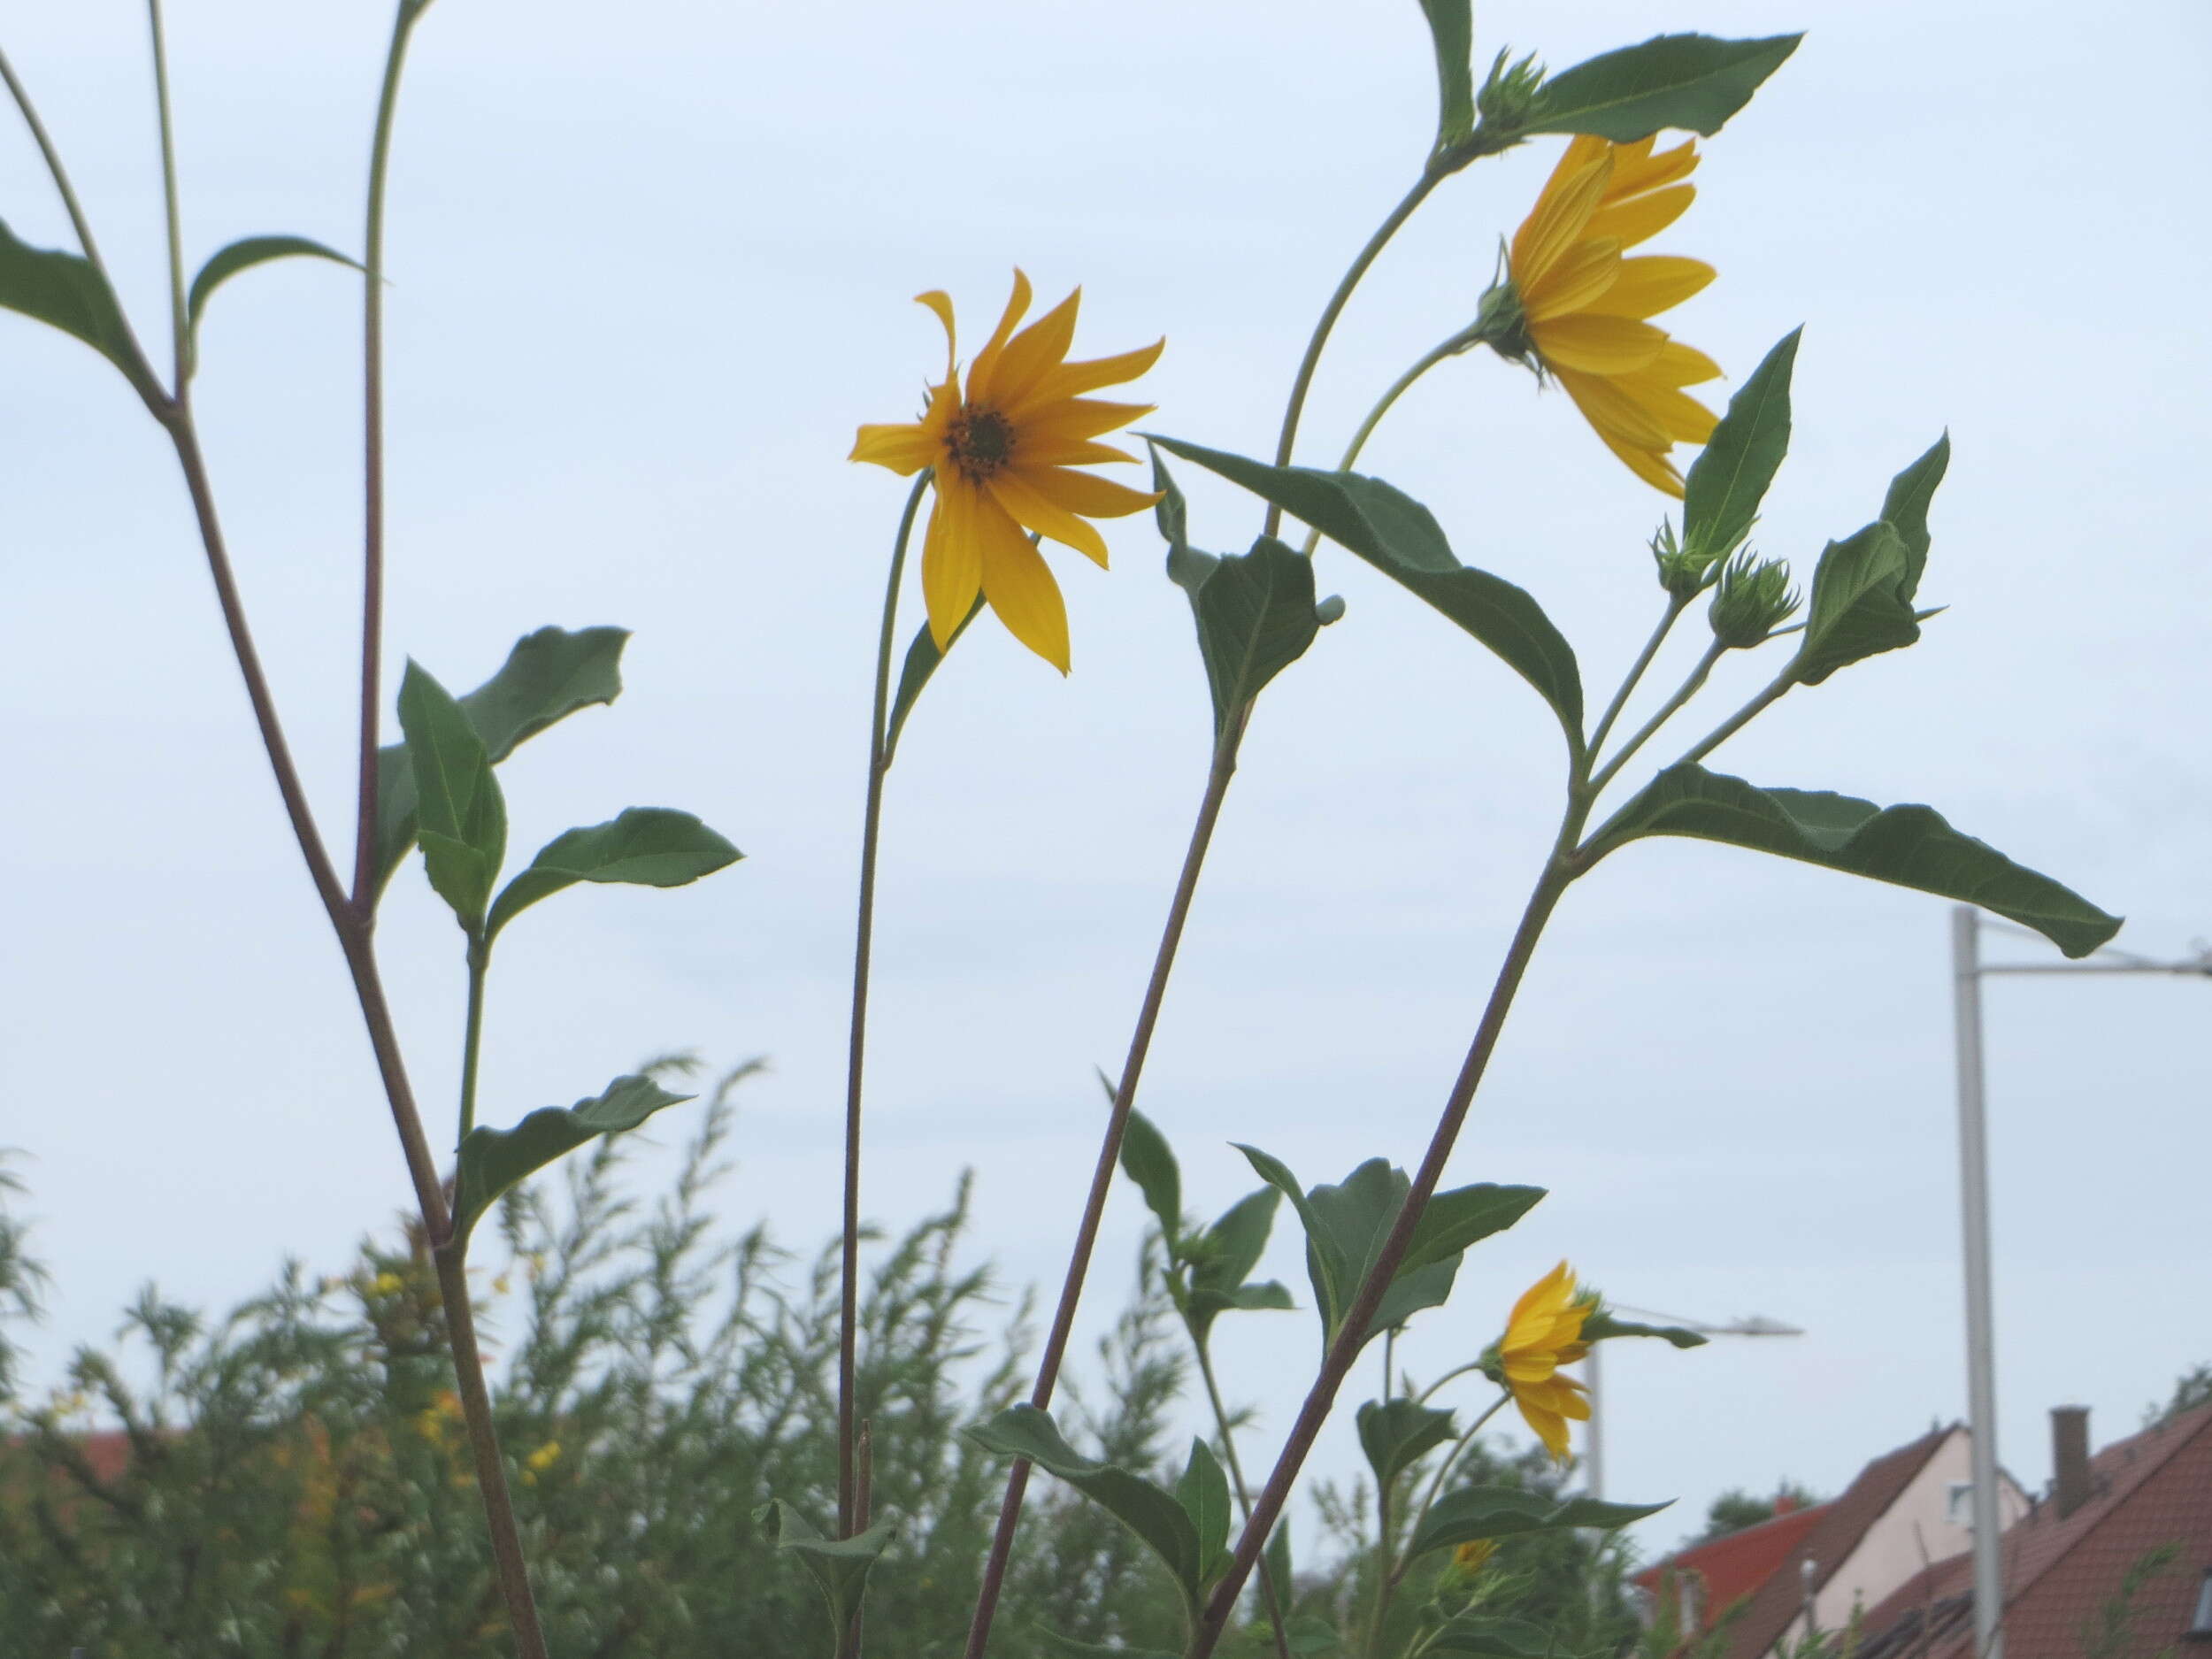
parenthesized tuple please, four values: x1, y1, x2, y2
(3, 0, 2208, 1558)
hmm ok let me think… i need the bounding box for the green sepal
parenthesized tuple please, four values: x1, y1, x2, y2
(1358, 1397, 1457, 1489)
(1118, 1106, 1184, 1256)
(1149, 438, 1584, 744)
(1580, 1310, 1707, 1348)
(1683, 328, 1801, 567)
(1174, 1437, 1234, 1584)
(1417, 0, 1477, 149)
(1427, 1615, 1555, 1656)
(1521, 33, 1801, 142)
(1791, 522, 1918, 685)
(755, 1500, 895, 1650)
(0, 218, 162, 406)
(452, 1073, 693, 1244)
(1405, 1487, 1669, 1563)
(884, 594, 984, 765)
(485, 807, 741, 941)
(1585, 764, 2123, 958)
(396, 661, 506, 929)
(184, 235, 364, 378)
(373, 626, 628, 899)
(965, 1404, 1202, 1603)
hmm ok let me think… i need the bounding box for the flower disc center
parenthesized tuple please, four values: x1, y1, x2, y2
(947, 406, 1014, 480)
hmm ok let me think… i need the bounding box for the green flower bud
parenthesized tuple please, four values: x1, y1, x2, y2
(1475, 48, 1544, 134)
(1651, 519, 1723, 600)
(1708, 551, 1801, 649)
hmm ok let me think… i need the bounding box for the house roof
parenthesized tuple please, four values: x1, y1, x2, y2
(1634, 1502, 1834, 1630)
(1854, 1403, 2212, 1659)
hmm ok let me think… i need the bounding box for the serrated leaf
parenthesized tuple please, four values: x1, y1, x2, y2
(185, 235, 363, 376)
(396, 661, 506, 927)
(1399, 1183, 1546, 1278)
(1525, 33, 1801, 142)
(1792, 522, 1917, 685)
(1880, 434, 1949, 600)
(966, 1405, 1202, 1602)
(0, 218, 160, 404)
(1358, 1398, 1457, 1489)
(1684, 329, 1800, 565)
(1175, 1437, 1233, 1582)
(1587, 764, 2123, 958)
(486, 807, 740, 941)
(373, 626, 627, 898)
(1150, 438, 1583, 741)
(1580, 1310, 1708, 1349)
(1417, 0, 1477, 147)
(756, 1500, 895, 1648)
(1118, 1107, 1183, 1256)
(883, 594, 984, 764)
(453, 1074, 692, 1242)
(1406, 1486, 1669, 1563)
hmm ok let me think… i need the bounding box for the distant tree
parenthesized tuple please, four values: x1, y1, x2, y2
(2142, 1363, 2212, 1429)
(1692, 1482, 1824, 1545)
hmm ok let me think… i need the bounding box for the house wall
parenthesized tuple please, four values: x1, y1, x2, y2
(1771, 1429, 2031, 1654)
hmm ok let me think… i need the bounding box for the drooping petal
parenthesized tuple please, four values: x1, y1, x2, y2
(1555, 366, 1673, 451)
(977, 497, 1071, 672)
(1592, 423, 1688, 496)
(1017, 466, 1161, 520)
(987, 467, 1110, 568)
(1510, 150, 1614, 292)
(1584, 256, 1715, 319)
(964, 269, 1033, 403)
(849, 420, 939, 474)
(1586, 183, 1694, 250)
(921, 480, 984, 648)
(1609, 375, 1719, 444)
(1637, 339, 1724, 387)
(1007, 338, 1165, 411)
(1531, 313, 1669, 375)
(915, 289, 958, 379)
(982, 286, 1082, 408)
(1523, 236, 1622, 322)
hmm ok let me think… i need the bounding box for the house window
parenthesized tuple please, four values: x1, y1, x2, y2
(2186, 1569, 2212, 1638)
(1947, 1482, 1975, 1527)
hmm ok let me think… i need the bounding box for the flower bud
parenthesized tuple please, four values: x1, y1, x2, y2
(1708, 551, 1801, 649)
(1474, 49, 1544, 134)
(1651, 519, 1722, 600)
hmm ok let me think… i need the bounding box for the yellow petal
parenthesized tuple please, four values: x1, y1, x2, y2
(977, 499, 1071, 672)
(1016, 436, 1141, 469)
(849, 420, 938, 474)
(1608, 375, 1718, 444)
(964, 269, 1033, 405)
(1606, 138, 1698, 203)
(1586, 183, 1694, 251)
(1523, 236, 1621, 322)
(987, 468, 1110, 568)
(1008, 338, 1165, 411)
(1591, 422, 1688, 497)
(1532, 313, 1668, 375)
(1016, 396, 1156, 445)
(1584, 256, 1714, 320)
(921, 482, 983, 649)
(1511, 150, 1613, 293)
(981, 286, 1082, 408)
(1555, 366, 1672, 451)
(1640, 339, 1723, 387)
(1514, 1392, 1571, 1461)
(915, 289, 957, 380)
(1015, 465, 1161, 520)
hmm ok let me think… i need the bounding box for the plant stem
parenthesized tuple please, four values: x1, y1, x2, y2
(458, 936, 488, 1141)
(1673, 671, 1795, 771)
(1585, 596, 1689, 764)
(1300, 333, 1465, 557)
(1189, 840, 1585, 1659)
(839, 473, 929, 1540)
(1586, 640, 1725, 799)
(353, 2, 424, 912)
(1264, 173, 1442, 538)
(1392, 1391, 1510, 1586)
(964, 723, 1247, 1659)
(1365, 1446, 1396, 1659)
(145, 0, 187, 389)
(1192, 1333, 1294, 1659)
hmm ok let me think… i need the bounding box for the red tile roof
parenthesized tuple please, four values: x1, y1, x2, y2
(1635, 1502, 1834, 1630)
(1855, 1404, 2212, 1659)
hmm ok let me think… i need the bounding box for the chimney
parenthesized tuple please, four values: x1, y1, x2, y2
(2052, 1405, 2092, 1518)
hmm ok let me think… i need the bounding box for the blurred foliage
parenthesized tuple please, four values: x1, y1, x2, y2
(1690, 1481, 1825, 1546)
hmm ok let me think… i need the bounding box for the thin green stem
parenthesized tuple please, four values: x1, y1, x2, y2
(1365, 1450, 1396, 1659)
(1673, 671, 1795, 772)
(1264, 173, 1443, 538)
(1392, 1391, 1511, 1587)
(457, 936, 488, 1142)
(1192, 1333, 1293, 1659)
(1413, 1359, 1486, 1406)
(840, 472, 930, 1544)
(1586, 639, 1724, 799)
(964, 720, 1248, 1659)
(1300, 334, 1467, 557)
(145, 0, 187, 389)
(1585, 596, 1689, 764)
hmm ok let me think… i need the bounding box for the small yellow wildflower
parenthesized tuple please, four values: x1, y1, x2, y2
(851, 271, 1163, 672)
(1495, 1261, 1596, 1461)
(1454, 1539, 1499, 1574)
(1492, 135, 1721, 496)
(526, 1440, 561, 1473)
(370, 1271, 404, 1297)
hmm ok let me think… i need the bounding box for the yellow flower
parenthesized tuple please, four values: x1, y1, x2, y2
(370, 1271, 404, 1297)
(1496, 1260, 1596, 1462)
(1454, 1539, 1499, 1574)
(851, 271, 1163, 672)
(1497, 135, 1721, 496)
(526, 1440, 561, 1472)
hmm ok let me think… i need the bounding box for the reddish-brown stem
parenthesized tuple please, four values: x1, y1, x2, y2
(963, 728, 1244, 1659)
(1188, 860, 1575, 1658)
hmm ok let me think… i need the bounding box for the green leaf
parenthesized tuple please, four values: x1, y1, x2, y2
(1880, 434, 1950, 600)
(1264, 1518, 1298, 1627)
(883, 594, 984, 765)
(1175, 1437, 1233, 1581)
(373, 626, 628, 899)
(1406, 1486, 1669, 1563)
(1358, 1398, 1457, 1489)
(1399, 1182, 1547, 1278)
(1185, 534, 1325, 739)
(755, 1500, 895, 1649)
(485, 807, 741, 941)
(1428, 1616, 1555, 1657)
(396, 661, 506, 927)
(1791, 522, 1917, 686)
(1189, 1187, 1279, 1300)
(1149, 438, 1583, 741)
(0, 218, 160, 404)
(1587, 764, 2123, 958)
(1525, 33, 1801, 142)
(966, 1405, 1202, 1602)
(452, 1073, 692, 1243)
(1683, 329, 1800, 565)
(1286, 1614, 1343, 1656)
(1118, 1107, 1184, 1256)
(184, 235, 364, 372)
(1417, 0, 1477, 147)
(1580, 1310, 1708, 1349)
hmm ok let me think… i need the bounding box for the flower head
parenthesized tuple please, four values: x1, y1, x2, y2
(1494, 1260, 1597, 1461)
(851, 272, 1163, 672)
(1485, 135, 1722, 496)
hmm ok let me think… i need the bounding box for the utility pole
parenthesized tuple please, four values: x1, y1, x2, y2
(1585, 1304, 1803, 1503)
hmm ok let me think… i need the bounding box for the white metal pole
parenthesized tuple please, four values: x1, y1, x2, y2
(1950, 905, 2005, 1659)
(1586, 1338, 1604, 1502)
